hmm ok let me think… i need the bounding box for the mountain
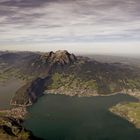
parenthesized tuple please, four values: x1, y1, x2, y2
(33, 50, 77, 66)
(11, 78, 46, 106)
(0, 50, 140, 106)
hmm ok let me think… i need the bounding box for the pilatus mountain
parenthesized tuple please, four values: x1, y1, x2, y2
(0, 50, 140, 106)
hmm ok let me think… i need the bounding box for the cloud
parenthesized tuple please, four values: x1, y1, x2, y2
(0, 0, 140, 48)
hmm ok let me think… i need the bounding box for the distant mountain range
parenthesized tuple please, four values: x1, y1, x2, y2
(0, 50, 140, 106)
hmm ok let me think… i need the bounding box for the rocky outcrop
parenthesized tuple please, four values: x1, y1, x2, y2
(31, 50, 77, 69)
(11, 78, 46, 106)
(0, 107, 43, 139)
(0, 115, 43, 140)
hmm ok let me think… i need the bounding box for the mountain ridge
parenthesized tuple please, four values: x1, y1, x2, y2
(1, 50, 138, 106)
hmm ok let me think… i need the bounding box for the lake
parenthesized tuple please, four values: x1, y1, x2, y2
(0, 78, 24, 109)
(23, 94, 140, 140)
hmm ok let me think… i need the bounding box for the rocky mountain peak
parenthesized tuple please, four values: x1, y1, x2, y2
(39, 50, 77, 65)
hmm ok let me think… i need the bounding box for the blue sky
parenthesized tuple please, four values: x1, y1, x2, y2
(0, 0, 140, 54)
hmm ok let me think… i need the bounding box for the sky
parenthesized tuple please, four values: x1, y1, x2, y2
(0, 0, 140, 54)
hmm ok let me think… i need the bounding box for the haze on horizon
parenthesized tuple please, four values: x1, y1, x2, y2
(0, 0, 140, 55)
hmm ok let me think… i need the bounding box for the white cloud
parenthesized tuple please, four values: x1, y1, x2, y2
(0, 0, 140, 54)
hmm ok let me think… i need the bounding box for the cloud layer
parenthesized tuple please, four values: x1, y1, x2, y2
(0, 0, 140, 48)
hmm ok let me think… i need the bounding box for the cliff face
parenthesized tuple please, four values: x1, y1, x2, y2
(10, 51, 77, 106)
(35, 50, 77, 66)
(29, 50, 77, 75)
(11, 78, 46, 106)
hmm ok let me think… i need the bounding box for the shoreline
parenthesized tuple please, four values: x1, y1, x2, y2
(10, 100, 33, 107)
(110, 102, 140, 129)
(0, 89, 140, 138)
(44, 89, 140, 100)
(1, 89, 139, 126)
(0, 107, 27, 119)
